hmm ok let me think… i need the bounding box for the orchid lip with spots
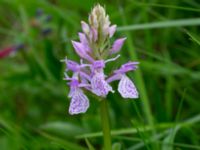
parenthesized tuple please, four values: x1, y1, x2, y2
(62, 4, 139, 115)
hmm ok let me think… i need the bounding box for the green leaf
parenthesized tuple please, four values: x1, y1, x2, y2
(40, 122, 88, 138)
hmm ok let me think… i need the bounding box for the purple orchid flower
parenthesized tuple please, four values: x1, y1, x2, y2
(107, 62, 139, 98)
(90, 60, 113, 97)
(63, 4, 139, 115)
(64, 73, 90, 115)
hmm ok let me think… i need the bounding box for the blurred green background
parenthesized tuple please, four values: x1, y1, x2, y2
(0, 0, 200, 149)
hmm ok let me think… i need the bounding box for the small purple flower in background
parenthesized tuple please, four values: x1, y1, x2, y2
(31, 8, 53, 36)
(62, 4, 139, 115)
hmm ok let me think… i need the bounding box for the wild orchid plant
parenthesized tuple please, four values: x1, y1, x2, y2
(62, 4, 139, 149)
(63, 4, 139, 114)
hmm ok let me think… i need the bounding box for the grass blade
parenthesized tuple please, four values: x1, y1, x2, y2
(85, 138, 95, 150)
(118, 18, 200, 31)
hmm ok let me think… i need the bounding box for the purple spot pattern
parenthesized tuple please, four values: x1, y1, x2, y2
(118, 75, 138, 98)
(69, 89, 89, 115)
(91, 71, 113, 97)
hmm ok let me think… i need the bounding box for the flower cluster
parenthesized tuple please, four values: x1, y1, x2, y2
(63, 4, 139, 115)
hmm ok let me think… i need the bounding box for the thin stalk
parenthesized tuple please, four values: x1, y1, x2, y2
(118, 4, 154, 132)
(118, 4, 158, 150)
(100, 99, 112, 150)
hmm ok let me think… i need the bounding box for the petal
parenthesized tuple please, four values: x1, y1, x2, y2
(68, 87, 75, 98)
(114, 61, 139, 74)
(91, 71, 113, 97)
(106, 73, 121, 83)
(92, 28, 98, 42)
(69, 89, 89, 115)
(78, 32, 88, 44)
(118, 75, 139, 99)
(66, 60, 80, 72)
(110, 38, 126, 54)
(109, 25, 117, 37)
(89, 27, 98, 42)
(79, 72, 91, 81)
(78, 33, 91, 52)
(81, 21, 90, 34)
(92, 60, 105, 69)
(68, 79, 79, 98)
(102, 16, 111, 36)
(72, 41, 94, 62)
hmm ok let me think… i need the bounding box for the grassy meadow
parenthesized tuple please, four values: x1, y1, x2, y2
(0, 0, 200, 149)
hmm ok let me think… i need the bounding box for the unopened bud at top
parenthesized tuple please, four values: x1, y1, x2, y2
(89, 4, 111, 37)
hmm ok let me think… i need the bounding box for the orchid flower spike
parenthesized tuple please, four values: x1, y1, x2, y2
(62, 4, 139, 115)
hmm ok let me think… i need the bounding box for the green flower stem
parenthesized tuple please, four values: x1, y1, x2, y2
(100, 99, 112, 150)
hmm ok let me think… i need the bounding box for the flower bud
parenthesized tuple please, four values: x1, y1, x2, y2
(81, 21, 90, 35)
(89, 4, 110, 37)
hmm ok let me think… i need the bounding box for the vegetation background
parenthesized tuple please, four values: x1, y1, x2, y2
(0, 0, 200, 149)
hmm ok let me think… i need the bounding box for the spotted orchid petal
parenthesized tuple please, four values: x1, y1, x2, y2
(109, 25, 116, 37)
(78, 33, 91, 53)
(72, 41, 94, 62)
(106, 61, 139, 83)
(81, 21, 90, 34)
(67, 78, 79, 97)
(66, 60, 80, 72)
(106, 73, 121, 83)
(91, 71, 113, 97)
(110, 38, 126, 54)
(114, 61, 139, 74)
(118, 75, 138, 99)
(78, 33, 87, 44)
(69, 89, 89, 115)
(68, 87, 75, 98)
